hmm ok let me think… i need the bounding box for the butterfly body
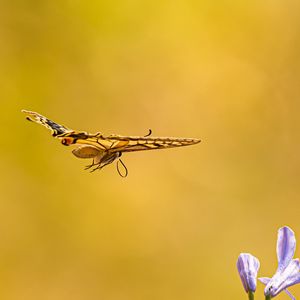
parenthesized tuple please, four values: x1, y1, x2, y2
(22, 110, 201, 176)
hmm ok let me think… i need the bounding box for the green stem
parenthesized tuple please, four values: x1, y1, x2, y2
(265, 295, 271, 300)
(248, 291, 254, 300)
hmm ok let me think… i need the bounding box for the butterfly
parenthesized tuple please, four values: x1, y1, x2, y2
(22, 110, 201, 177)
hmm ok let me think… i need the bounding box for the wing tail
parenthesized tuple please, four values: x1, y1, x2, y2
(22, 110, 72, 136)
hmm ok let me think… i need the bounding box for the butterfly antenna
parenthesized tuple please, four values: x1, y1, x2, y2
(144, 129, 152, 137)
(117, 159, 128, 177)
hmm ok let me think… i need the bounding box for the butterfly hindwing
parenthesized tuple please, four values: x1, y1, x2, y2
(72, 145, 102, 159)
(22, 110, 71, 136)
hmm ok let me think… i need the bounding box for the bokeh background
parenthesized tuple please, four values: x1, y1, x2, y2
(1, 1, 300, 299)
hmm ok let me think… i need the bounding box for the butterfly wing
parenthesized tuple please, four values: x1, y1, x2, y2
(109, 136, 201, 153)
(22, 110, 200, 153)
(71, 134, 201, 153)
(72, 145, 102, 159)
(22, 110, 72, 136)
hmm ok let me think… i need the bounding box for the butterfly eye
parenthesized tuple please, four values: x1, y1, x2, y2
(61, 137, 74, 146)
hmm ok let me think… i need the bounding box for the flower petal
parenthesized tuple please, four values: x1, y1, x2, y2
(265, 259, 300, 297)
(280, 259, 300, 289)
(258, 277, 271, 285)
(237, 253, 260, 293)
(277, 226, 296, 271)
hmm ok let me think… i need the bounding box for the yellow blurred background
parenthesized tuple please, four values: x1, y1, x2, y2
(1, 1, 300, 299)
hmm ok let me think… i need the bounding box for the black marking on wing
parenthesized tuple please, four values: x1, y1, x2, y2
(46, 119, 68, 136)
(22, 110, 71, 137)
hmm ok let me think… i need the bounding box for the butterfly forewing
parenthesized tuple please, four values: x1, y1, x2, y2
(67, 133, 201, 153)
(102, 135, 200, 153)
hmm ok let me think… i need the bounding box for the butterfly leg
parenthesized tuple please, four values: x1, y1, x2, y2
(89, 159, 112, 173)
(91, 152, 121, 172)
(87, 152, 121, 173)
(84, 158, 96, 170)
(99, 152, 121, 169)
(89, 164, 101, 173)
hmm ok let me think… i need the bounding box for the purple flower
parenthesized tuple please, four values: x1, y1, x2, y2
(259, 226, 300, 300)
(237, 253, 260, 293)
